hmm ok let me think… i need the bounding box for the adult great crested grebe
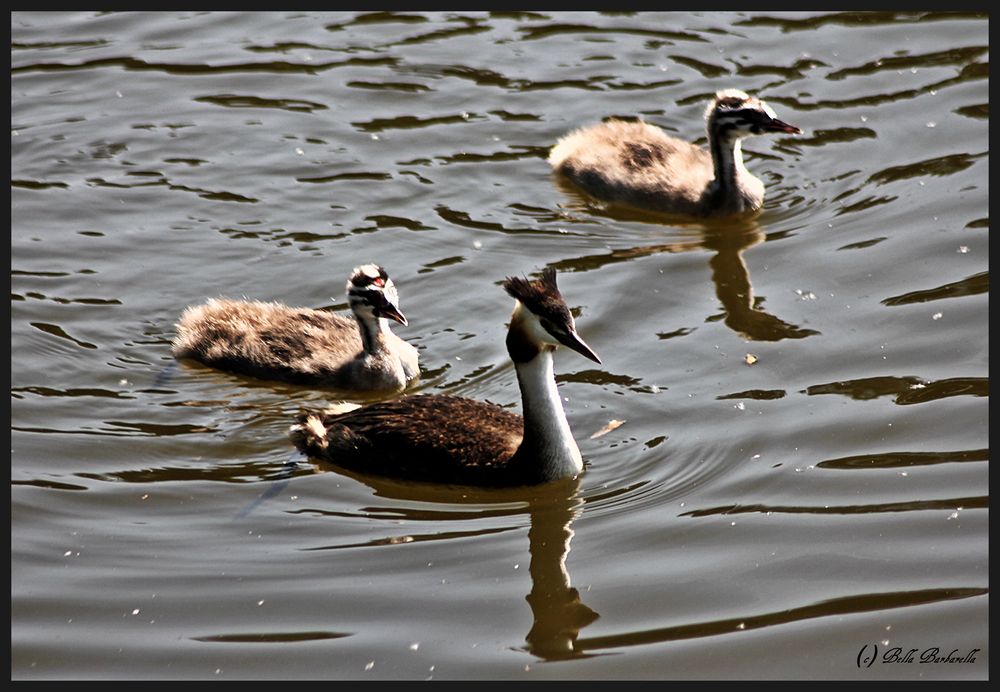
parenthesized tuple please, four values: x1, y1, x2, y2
(172, 264, 419, 392)
(290, 268, 600, 487)
(549, 88, 802, 217)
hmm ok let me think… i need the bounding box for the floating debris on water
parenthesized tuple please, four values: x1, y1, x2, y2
(590, 419, 625, 439)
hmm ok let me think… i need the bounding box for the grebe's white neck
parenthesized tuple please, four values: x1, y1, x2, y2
(512, 344, 584, 481)
(502, 278, 599, 483)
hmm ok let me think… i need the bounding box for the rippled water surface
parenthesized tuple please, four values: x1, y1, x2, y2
(11, 11, 988, 680)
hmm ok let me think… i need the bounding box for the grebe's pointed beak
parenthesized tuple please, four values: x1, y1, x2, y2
(556, 329, 601, 364)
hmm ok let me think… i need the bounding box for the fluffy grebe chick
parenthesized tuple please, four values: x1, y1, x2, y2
(172, 264, 419, 392)
(290, 268, 601, 487)
(549, 88, 802, 217)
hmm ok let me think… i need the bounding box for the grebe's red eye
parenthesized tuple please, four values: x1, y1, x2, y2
(373, 277, 385, 287)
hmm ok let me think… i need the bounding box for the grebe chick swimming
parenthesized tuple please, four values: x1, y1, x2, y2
(172, 264, 419, 392)
(290, 268, 601, 487)
(549, 88, 802, 217)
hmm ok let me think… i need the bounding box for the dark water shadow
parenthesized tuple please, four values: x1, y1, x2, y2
(680, 494, 986, 518)
(817, 447, 987, 470)
(573, 586, 987, 654)
(803, 375, 988, 405)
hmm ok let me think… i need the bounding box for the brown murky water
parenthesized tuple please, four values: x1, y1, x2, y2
(11, 11, 988, 680)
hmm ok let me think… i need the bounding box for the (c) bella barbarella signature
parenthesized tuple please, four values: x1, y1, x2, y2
(857, 643, 981, 668)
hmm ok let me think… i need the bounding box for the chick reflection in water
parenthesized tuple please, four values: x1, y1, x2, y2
(702, 221, 819, 341)
(549, 196, 818, 342)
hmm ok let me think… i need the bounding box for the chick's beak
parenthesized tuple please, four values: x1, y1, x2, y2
(378, 302, 408, 326)
(766, 118, 802, 135)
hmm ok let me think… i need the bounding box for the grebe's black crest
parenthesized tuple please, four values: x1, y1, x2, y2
(503, 267, 569, 323)
(503, 268, 600, 364)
